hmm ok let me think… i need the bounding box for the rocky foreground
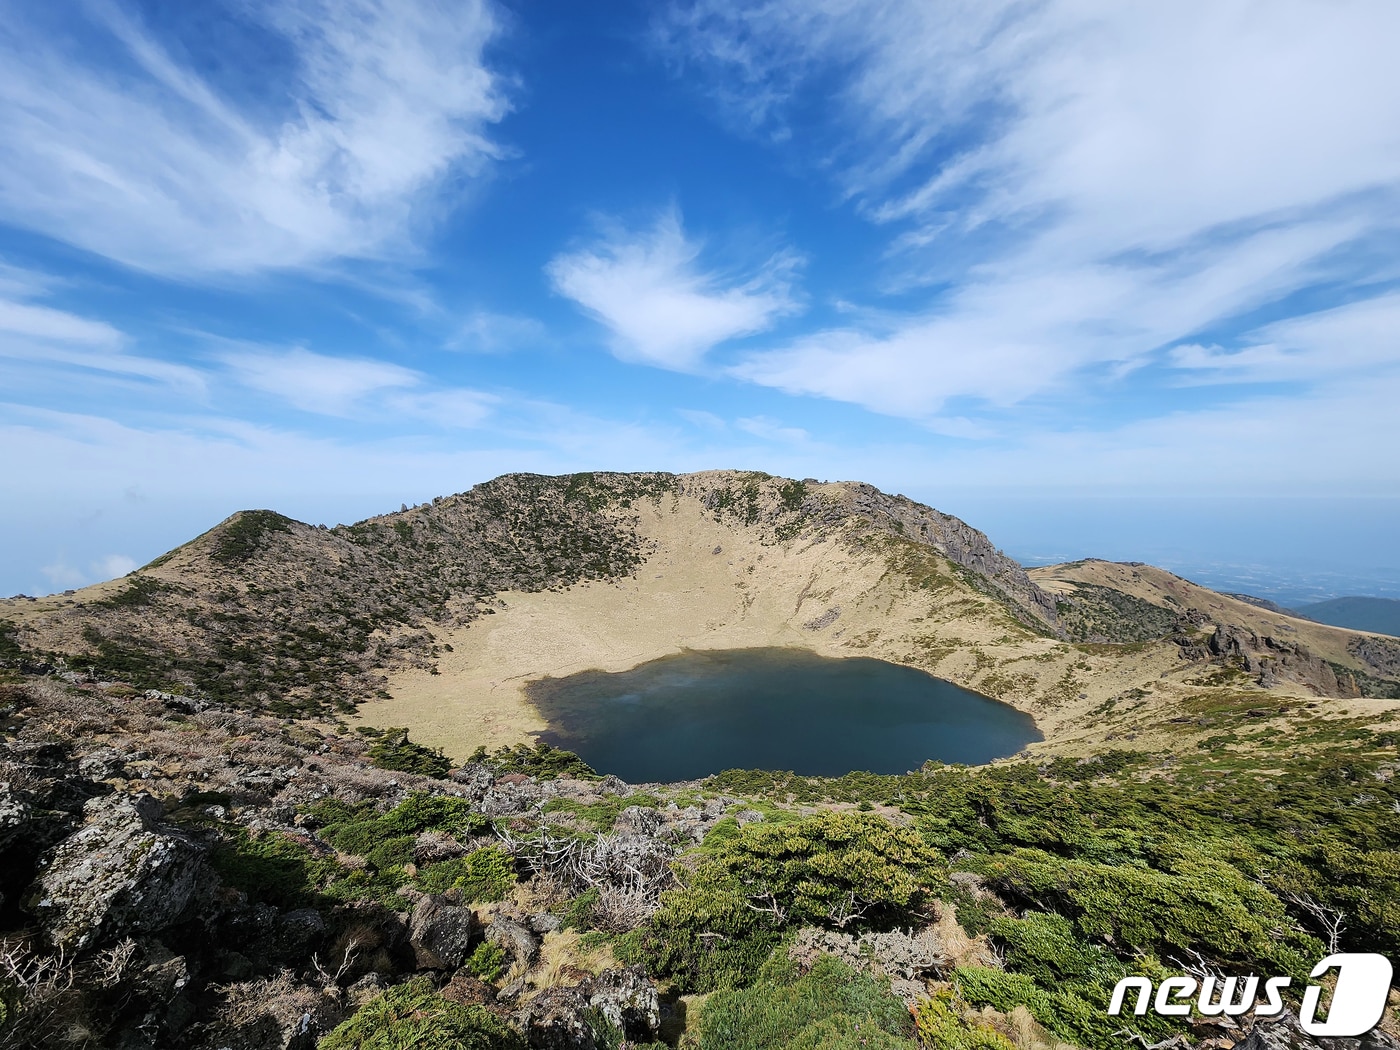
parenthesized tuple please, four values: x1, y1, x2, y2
(3, 671, 1397, 1050)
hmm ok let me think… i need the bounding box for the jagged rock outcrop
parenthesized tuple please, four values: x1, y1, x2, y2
(1209, 625, 1361, 697)
(25, 792, 210, 951)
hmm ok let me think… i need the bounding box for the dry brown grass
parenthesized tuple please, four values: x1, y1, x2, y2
(931, 903, 1003, 970)
(519, 930, 620, 999)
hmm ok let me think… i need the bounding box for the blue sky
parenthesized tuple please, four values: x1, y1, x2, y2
(2, 0, 1399, 600)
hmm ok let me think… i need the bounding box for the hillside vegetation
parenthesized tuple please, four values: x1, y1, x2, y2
(0, 667, 1395, 1049)
(1, 471, 1398, 1048)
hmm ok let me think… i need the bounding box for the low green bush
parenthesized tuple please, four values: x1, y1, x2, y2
(980, 845, 1319, 977)
(620, 881, 782, 993)
(416, 845, 516, 903)
(697, 954, 915, 1050)
(911, 992, 1015, 1050)
(462, 941, 506, 982)
(367, 728, 452, 778)
(311, 794, 489, 861)
(467, 741, 597, 780)
(212, 829, 337, 909)
(702, 811, 944, 928)
(632, 812, 944, 993)
(562, 887, 601, 931)
(318, 976, 524, 1049)
(540, 792, 659, 832)
(987, 911, 1123, 986)
(953, 966, 1178, 1050)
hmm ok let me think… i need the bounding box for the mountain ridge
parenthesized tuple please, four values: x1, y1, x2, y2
(6, 469, 1395, 763)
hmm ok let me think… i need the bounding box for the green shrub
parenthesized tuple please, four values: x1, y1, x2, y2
(211, 509, 294, 565)
(541, 793, 659, 833)
(987, 911, 1123, 986)
(366, 836, 416, 871)
(702, 811, 944, 928)
(416, 845, 515, 903)
(367, 729, 452, 778)
(562, 887, 601, 931)
(912, 992, 1015, 1050)
(953, 968, 1043, 1015)
(953, 967, 1178, 1050)
(468, 742, 597, 780)
(318, 976, 524, 1049)
(463, 941, 506, 982)
(981, 846, 1319, 976)
(312, 794, 488, 863)
(697, 955, 915, 1050)
(212, 829, 335, 909)
(623, 882, 782, 993)
(633, 812, 944, 993)
(212, 827, 411, 910)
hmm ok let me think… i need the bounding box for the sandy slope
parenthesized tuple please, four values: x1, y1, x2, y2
(358, 495, 1392, 762)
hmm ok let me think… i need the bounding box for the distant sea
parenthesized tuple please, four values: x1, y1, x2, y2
(928, 493, 1400, 609)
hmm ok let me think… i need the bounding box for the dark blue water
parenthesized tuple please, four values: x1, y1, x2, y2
(526, 647, 1041, 782)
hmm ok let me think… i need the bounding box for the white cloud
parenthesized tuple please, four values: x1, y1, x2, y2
(39, 561, 87, 591)
(0, 0, 508, 276)
(386, 388, 498, 429)
(0, 297, 123, 346)
(1171, 292, 1400, 384)
(94, 554, 137, 580)
(36, 553, 137, 591)
(663, 1, 1400, 418)
(0, 266, 207, 394)
(447, 311, 547, 353)
(547, 210, 801, 370)
(217, 344, 504, 427)
(735, 416, 810, 444)
(219, 346, 421, 416)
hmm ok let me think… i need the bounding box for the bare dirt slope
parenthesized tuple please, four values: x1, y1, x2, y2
(359, 483, 1399, 761)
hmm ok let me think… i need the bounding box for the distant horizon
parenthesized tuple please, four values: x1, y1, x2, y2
(3, 471, 1397, 607)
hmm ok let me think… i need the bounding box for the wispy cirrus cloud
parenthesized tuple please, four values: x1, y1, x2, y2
(1171, 292, 1400, 385)
(0, 0, 509, 276)
(217, 344, 497, 427)
(547, 209, 801, 370)
(0, 264, 206, 394)
(660, 0, 1400, 418)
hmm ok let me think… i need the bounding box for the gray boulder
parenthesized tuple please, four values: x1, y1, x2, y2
(447, 762, 495, 802)
(586, 966, 660, 1041)
(25, 792, 209, 951)
(0, 785, 34, 854)
(514, 967, 661, 1050)
(516, 985, 595, 1050)
(407, 893, 478, 970)
(487, 913, 540, 966)
(612, 805, 661, 836)
(1231, 1009, 1400, 1049)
